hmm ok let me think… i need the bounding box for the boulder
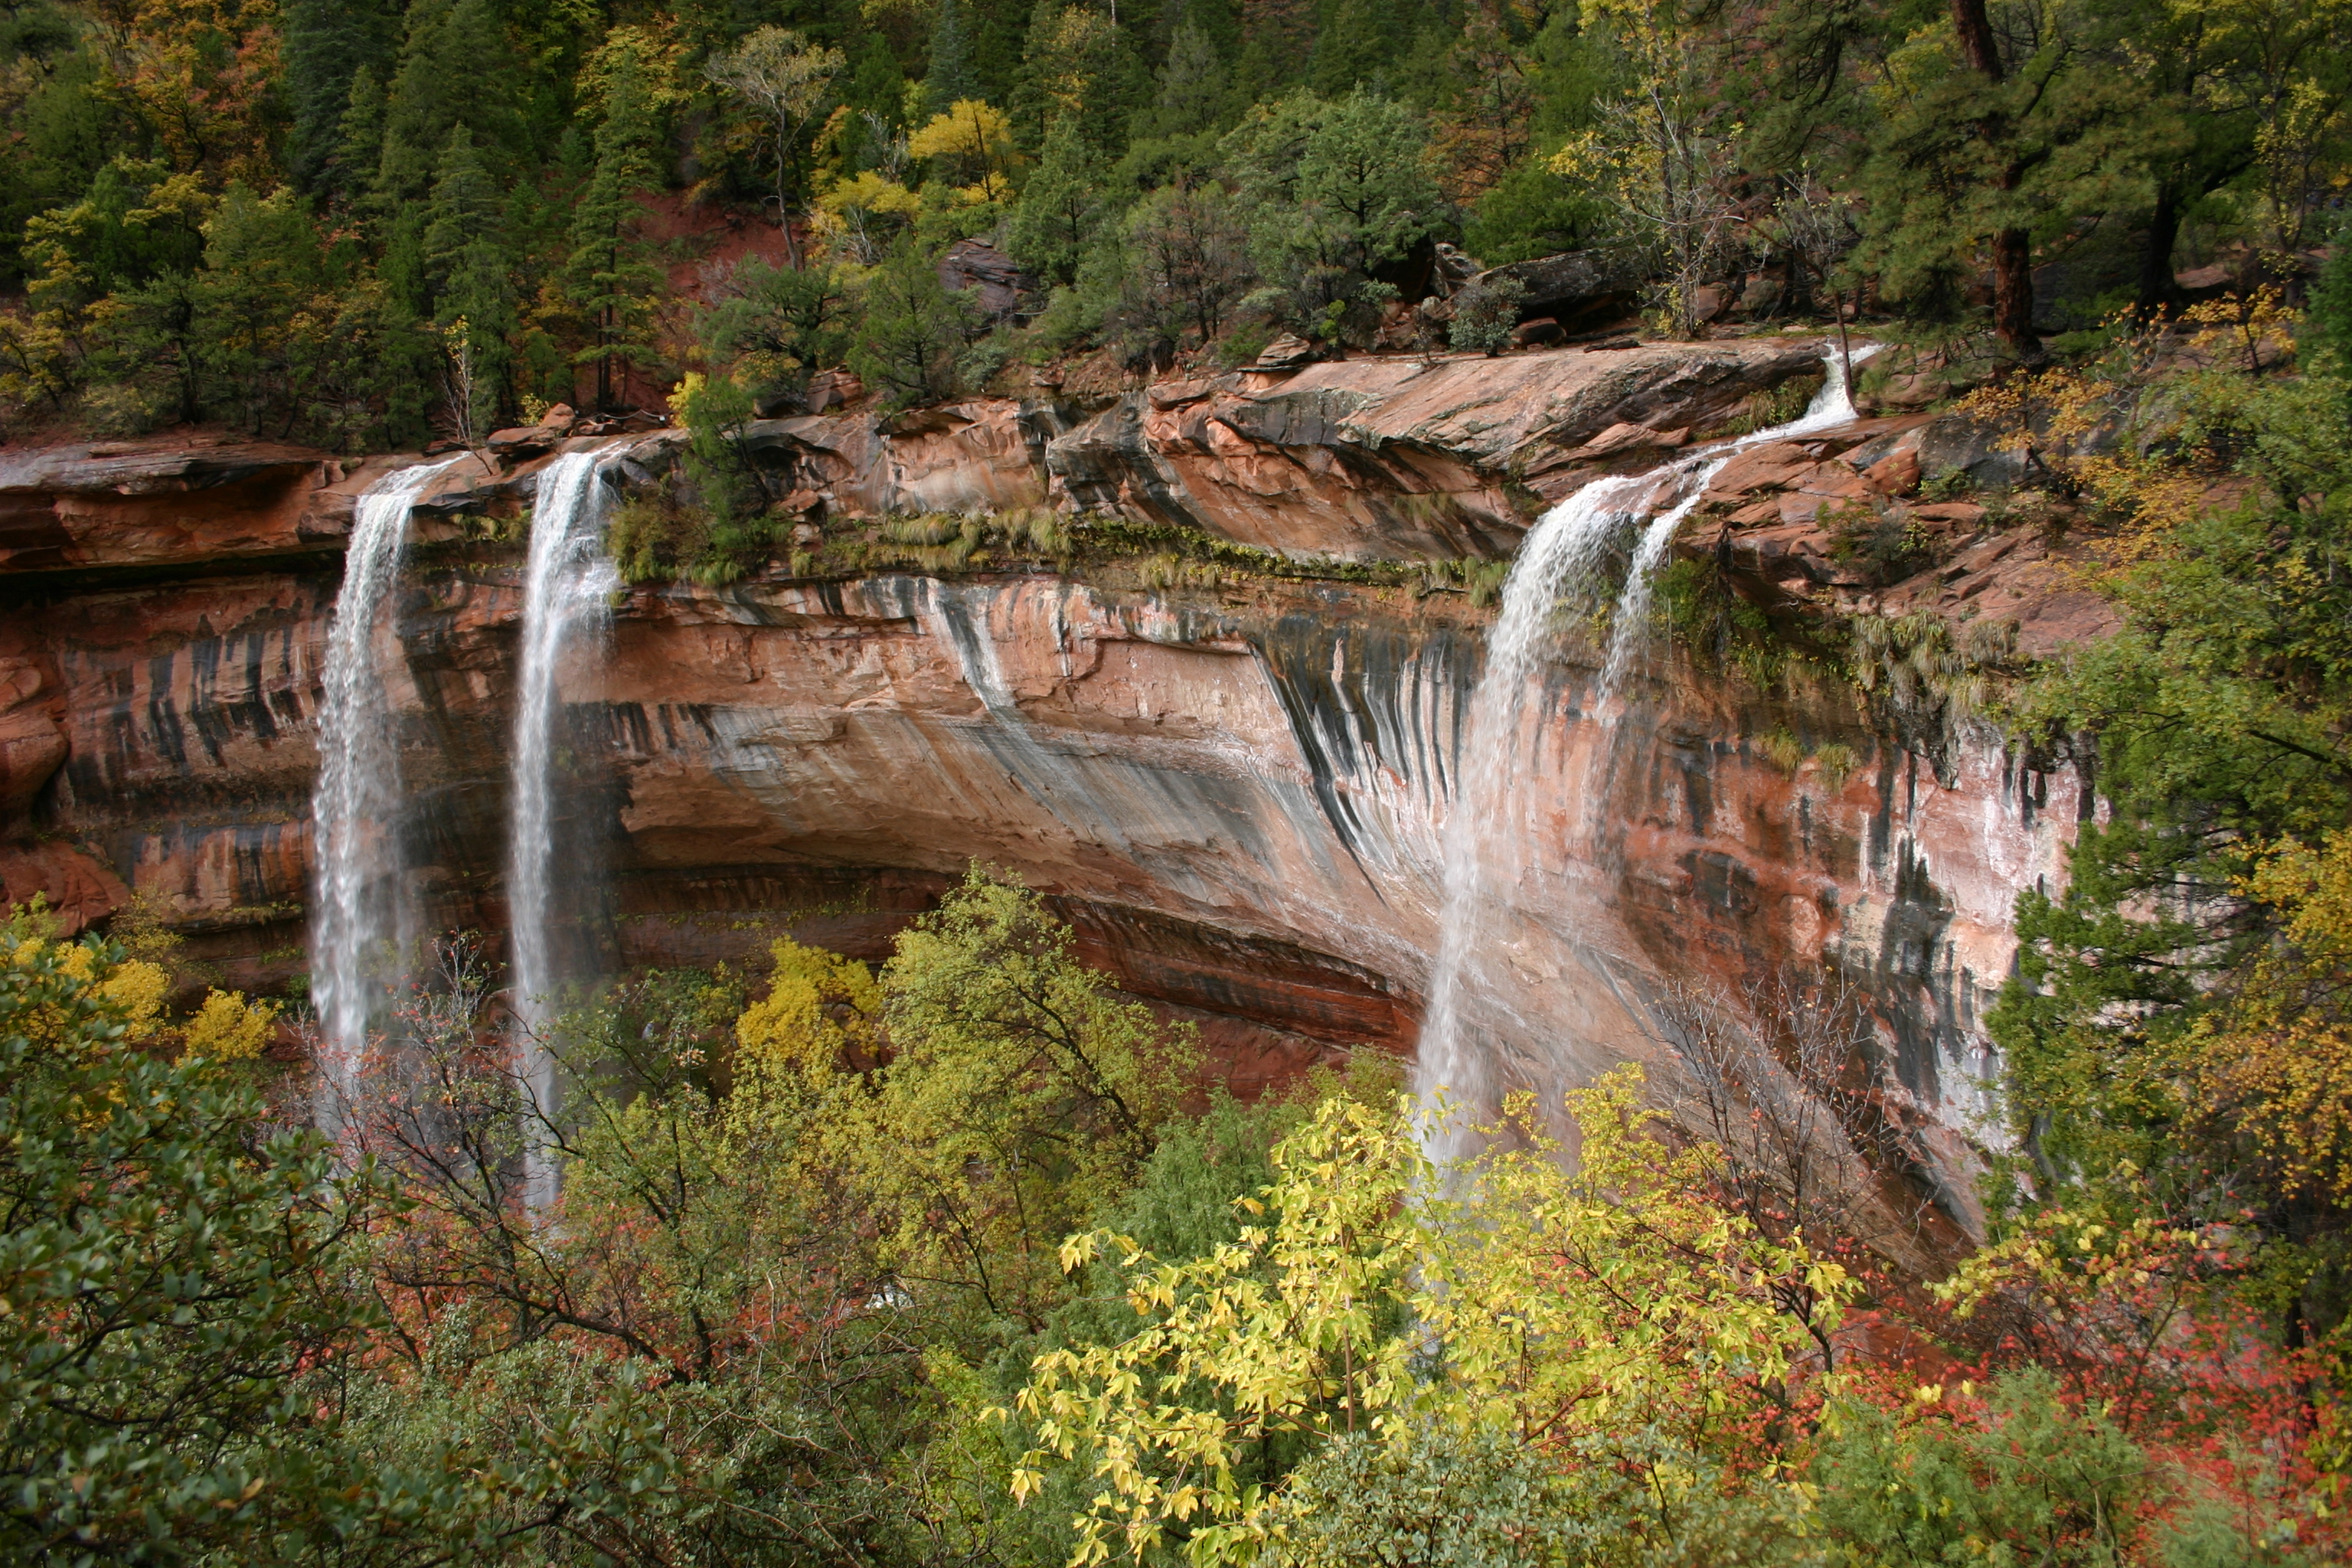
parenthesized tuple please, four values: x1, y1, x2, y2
(1249, 333, 1321, 372)
(939, 239, 1034, 319)
(1512, 317, 1565, 347)
(1915, 417, 2032, 492)
(805, 369, 865, 413)
(1468, 249, 1647, 333)
(1875, 372, 1949, 409)
(487, 426, 556, 459)
(1431, 241, 1481, 289)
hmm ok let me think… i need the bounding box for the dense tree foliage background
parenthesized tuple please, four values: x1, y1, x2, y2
(1, 0, 2345, 445)
(9, 854, 2350, 1563)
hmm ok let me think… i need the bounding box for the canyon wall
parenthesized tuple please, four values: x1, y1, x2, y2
(0, 338, 2107, 1236)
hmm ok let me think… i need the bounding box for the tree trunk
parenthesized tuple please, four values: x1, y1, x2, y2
(1949, 0, 2002, 77)
(1992, 219, 2040, 361)
(1950, 0, 2040, 361)
(2137, 182, 2184, 321)
(776, 124, 802, 271)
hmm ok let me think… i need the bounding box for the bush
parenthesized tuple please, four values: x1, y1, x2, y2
(669, 371, 777, 583)
(1449, 273, 1526, 354)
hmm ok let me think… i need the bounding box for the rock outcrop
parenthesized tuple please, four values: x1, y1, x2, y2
(0, 335, 2115, 1235)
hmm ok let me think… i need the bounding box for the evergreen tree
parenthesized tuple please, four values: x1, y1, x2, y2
(194, 183, 324, 432)
(1008, 115, 1107, 285)
(282, 0, 397, 196)
(923, 0, 982, 119)
(421, 126, 499, 312)
(377, 0, 521, 202)
(1306, 0, 1403, 96)
(422, 128, 517, 429)
(848, 236, 978, 407)
(1227, 89, 1438, 336)
(566, 54, 664, 410)
(329, 64, 388, 203)
(1132, 17, 1229, 142)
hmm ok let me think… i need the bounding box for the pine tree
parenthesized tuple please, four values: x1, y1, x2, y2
(1947, 0, 2036, 361)
(282, 0, 397, 196)
(423, 126, 514, 427)
(566, 54, 663, 410)
(1132, 18, 1228, 142)
(377, 0, 519, 202)
(194, 184, 323, 433)
(923, 0, 981, 119)
(421, 126, 498, 312)
(1010, 115, 1108, 285)
(329, 64, 387, 203)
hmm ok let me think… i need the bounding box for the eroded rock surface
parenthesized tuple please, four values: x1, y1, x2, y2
(0, 338, 2112, 1236)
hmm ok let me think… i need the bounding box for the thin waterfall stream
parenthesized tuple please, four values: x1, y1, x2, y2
(309, 457, 459, 1138)
(1414, 345, 1875, 1155)
(506, 451, 619, 1215)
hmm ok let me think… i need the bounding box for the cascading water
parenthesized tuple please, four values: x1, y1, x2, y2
(506, 450, 619, 1214)
(1414, 345, 1876, 1156)
(310, 456, 460, 1138)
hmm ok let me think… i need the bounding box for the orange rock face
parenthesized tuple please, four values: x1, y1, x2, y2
(0, 341, 2118, 1238)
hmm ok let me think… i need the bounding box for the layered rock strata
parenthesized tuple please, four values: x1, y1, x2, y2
(0, 338, 2105, 1231)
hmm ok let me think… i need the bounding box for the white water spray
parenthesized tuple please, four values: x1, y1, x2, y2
(507, 451, 619, 1214)
(310, 457, 459, 1136)
(1413, 345, 1876, 1155)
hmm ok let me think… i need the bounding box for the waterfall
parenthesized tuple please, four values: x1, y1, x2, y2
(506, 450, 618, 1214)
(310, 456, 459, 1136)
(1413, 345, 1875, 1155)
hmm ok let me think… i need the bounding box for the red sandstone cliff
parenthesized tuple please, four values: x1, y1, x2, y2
(0, 338, 2116, 1233)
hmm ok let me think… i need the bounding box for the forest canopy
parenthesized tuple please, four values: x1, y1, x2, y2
(1, 0, 2345, 446)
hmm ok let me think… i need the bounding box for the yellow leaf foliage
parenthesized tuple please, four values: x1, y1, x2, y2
(180, 988, 279, 1063)
(906, 100, 1018, 201)
(741, 868, 1195, 1331)
(2177, 831, 2352, 1202)
(816, 169, 925, 217)
(1013, 1066, 1848, 1565)
(734, 936, 884, 1075)
(3, 930, 170, 1051)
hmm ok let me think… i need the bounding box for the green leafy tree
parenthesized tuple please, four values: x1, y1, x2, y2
(1983, 322, 2352, 1293)
(0, 927, 398, 1560)
(1014, 1067, 1847, 1563)
(668, 371, 776, 582)
(745, 868, 1197, 1331)
(706, 26, 848, 269)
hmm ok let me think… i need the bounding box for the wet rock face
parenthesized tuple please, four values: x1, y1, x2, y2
(0, 341, 2100, 1236)
(7, 544, 2073, 1229)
